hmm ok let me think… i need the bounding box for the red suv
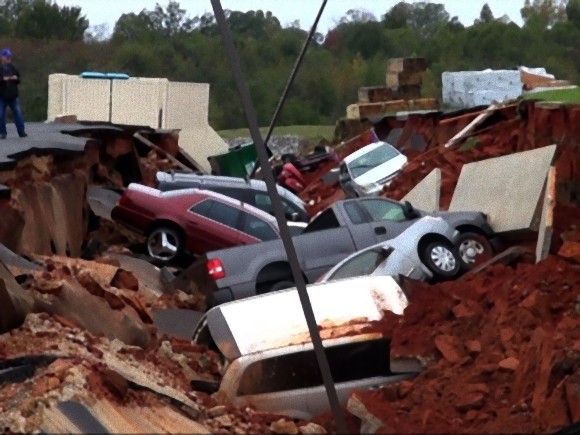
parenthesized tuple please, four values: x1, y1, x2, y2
(111, 184, 280, 262)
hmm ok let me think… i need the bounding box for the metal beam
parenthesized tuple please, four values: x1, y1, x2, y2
(250, 0, 328, 177)
(210, 1, 347, 432)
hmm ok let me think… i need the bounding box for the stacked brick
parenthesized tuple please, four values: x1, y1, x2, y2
(348, 57, 438, 119)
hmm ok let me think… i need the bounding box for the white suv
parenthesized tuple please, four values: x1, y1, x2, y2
(192, 275, 414, 419)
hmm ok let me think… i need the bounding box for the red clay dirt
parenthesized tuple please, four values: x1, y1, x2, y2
(350, 254, 580, 433)
(300, 100, 580, 217)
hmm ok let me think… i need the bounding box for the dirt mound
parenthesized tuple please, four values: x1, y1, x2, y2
(351, 255, 580, 433)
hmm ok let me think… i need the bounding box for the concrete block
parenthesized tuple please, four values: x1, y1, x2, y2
(448, 145, 557, 233)
(165, 82, 209, 129)
(46, 74, 68, 122)
(111, 78, 168, 127)
(402, 168, 441, 212)
(178, 127, 228, 174)
(63, 77, 111, 122)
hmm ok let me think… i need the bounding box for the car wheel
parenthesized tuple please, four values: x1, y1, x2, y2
(457, 232, 494, 269)
(269, 280, 295, 292)
(422, 240, 461, 279)
(147, 226, 183, 263)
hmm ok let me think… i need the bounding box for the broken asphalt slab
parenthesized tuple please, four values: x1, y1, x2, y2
(87, 187, 122, 220)
(0, 123, 93, 170)
(152, 308, 203, 340)
(0, 243, 41, 271)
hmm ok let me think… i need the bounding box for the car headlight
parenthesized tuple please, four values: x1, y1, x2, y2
(378, 170, 401, 185)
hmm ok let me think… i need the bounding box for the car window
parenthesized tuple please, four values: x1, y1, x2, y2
(254, 193, 298, 217)
(191, 199, 241, 229)
(302, 209, 339, 233)
(242, 213, 279, 241)
(329, 249, 390, 281)
(190, 199, 212, 215)
(343, 202, 367, 225)
(214, 187, 246, 202)
(237, 338, 391, 396)
(254, 193, 274, 214)
(360, 199, 407, 222)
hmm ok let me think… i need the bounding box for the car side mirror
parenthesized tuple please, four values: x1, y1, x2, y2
(339, 172, 350, 183)
(403, 201, 418, 219)
(290, 212, 300, 222)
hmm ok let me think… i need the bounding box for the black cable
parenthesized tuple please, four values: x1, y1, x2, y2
(210, 1, 348, 432)
(249, 0, 328, 178)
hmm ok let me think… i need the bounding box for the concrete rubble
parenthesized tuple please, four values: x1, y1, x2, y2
(0, 80, 579, 432)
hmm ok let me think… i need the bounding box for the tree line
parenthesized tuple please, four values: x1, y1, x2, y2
(1, 0, 579, 129)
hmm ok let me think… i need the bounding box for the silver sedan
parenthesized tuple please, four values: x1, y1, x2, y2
(317, 216, 464, 284)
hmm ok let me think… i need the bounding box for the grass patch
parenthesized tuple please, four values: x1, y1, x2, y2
(459, 137, 480, 152)
(521, 86, 580, 103)
(217, 125, 336, 142)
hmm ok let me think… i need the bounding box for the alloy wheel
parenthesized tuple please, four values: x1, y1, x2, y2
(430, 245, 457, 272)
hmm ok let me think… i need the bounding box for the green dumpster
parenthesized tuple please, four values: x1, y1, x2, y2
(207, 142, 258, 177)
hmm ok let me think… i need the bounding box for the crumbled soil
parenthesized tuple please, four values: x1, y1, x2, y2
(349, 255, 580, 433)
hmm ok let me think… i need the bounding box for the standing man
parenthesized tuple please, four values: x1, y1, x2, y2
(0, 48, 27, 139)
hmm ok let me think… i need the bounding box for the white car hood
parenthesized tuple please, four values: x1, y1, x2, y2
(352, 153, 408, 186)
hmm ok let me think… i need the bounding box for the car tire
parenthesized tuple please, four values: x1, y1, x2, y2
(146, 226, 183, 263)
(457, 232, 494, 269)
(269, 280, 295, 292)
(421, 240, 461, 279)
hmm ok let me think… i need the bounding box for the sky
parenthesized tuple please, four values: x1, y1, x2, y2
(55, 0, 525, 35)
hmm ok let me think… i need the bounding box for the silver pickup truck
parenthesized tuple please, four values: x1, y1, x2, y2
(201, 197, 501, 305)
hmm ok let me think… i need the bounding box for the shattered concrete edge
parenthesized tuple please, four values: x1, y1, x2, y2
(402, 168, 441, 212)
(535, 166, 557, 263)
(448, 145, 557, 233)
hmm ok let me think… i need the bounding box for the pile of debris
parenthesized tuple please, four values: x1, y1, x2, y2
(301, 99, 580, 217)
(1, 88, 579, 432)
(348, 251, 580, 433)
(0, 252, 329, 433)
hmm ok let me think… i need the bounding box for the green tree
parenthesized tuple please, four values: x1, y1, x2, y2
(521, 0, 567, 28)
(475, 3, 495, 24)
(148, 1, 196, 37)
(112, 1, 194, 42)
(382, 2, 450, 39)
(226, 10, 281, 38)
(383, 2, 412, 29)
(9, 0, 88, 41)
(340, 8, 377, 23)
(112, 12, 155, 42)
(567, 0, 580, 26)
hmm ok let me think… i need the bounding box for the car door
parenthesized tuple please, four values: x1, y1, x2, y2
(341, 201, 380, 250)
(357, 198, 416, 242)
(187, 199, 244, 253)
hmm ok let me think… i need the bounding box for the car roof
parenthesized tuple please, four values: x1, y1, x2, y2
(156, 171, 306, 209)
(342, 141, 399, 164)
(127, 183, 279, 227)
(199, 275, 407, 361)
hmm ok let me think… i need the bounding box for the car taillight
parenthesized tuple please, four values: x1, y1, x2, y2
(207, 258, 226, 280)
(118, 193, 129, 206)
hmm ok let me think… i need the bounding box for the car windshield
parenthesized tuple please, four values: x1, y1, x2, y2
(329, 248, 391, 281)
(348, 143, 400, 178)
